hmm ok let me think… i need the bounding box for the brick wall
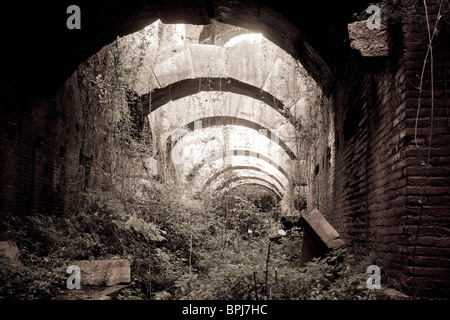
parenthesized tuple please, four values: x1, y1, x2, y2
(399, 0, 450, 297)
(0, 49, 140, 218)
(316, 0, 450, 297)
(1, 65, 95, 217)
(305, 92, 335, 218)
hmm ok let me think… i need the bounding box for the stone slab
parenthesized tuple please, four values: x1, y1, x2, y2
(301, 209, 345, 250)
(73, 259, 131, 286)
(0, 241, 24, 267)
(299, 209, 345, 266)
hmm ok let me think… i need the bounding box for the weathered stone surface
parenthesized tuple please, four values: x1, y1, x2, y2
(347, 20, 389, 57)
(302, 209, 345, 250)
(384, 288, 409, 300)
(74, 259, 131, 286)
(143, 35, 309, 108)
(299, 209, 345, 267)
(0, 241, 24, 267)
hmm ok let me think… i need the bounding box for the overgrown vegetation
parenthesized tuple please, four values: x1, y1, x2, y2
(1, 182, 387, 300)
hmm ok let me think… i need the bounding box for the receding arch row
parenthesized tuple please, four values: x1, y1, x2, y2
(207, 168, 284, 196)
(228, 183, 282, 202)
(215, 176, 283, 198)
(128, 20, 328, 104)
(148, 91, 302, 159)
(183, 151, 289, 197)
(169, 124, 292, 192)
(203, 166, 286, 193)
(166, 116, 297, 160)
(185, 149, 290, 185)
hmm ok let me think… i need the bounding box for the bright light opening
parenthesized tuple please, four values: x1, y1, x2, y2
(224, 33, 263, 47)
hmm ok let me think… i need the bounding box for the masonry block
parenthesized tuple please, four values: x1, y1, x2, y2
(73, 259, 131, 286)
(0, 241, 23, 268)
(347, 20, 390, 57)
(299, 209, 345, 266)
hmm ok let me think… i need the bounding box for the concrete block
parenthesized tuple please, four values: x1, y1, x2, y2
(73, 259, 131, 286)
(0, 241, 24, 267)
(302, 209, 345, 250)
(299, 209, 345, 266)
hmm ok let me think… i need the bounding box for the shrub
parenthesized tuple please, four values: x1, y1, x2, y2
(0, 183, 389, 300)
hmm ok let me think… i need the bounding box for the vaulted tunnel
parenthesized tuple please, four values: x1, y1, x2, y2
(203, 166, 286, 192)
(126, 21, 315, 215)
(216, 176, 284, 198)
(2, 0, 450, 298)
(166, 117, 297, 160)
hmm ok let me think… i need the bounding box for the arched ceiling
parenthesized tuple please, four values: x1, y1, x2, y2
(134, 34, 310, 109)
(166, 117, 297, 160)
(229, 183, 281, 201)
(3, 0, 372, 95)
(207, 168, 284, 193)
(136, 20, 308, 197)
(150, 91, 299, 151)
(140, 77, 288, 119)
(169, 125, 293, 193)
(188, 149, 291, 180)
(203, 166, 286, 193)
(215, 176, 283, 199)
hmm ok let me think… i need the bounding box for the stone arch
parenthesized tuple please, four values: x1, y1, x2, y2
(148, 91, 301, 159)
(166, 116, 297, 160)
(203, 166, 286, 193)
(167, 123, 294, 190)
(185, 149, 291, 183)
(228, 183, 282, 202)
(140, 77, 288, 120)
(215, 176, 283, 198)
(167, 119, 295, 186)
(180, 151, 290, 197)
(134, 35, 313, 111)
(209, 169, 284, 194)
(15, 1, 347, 93)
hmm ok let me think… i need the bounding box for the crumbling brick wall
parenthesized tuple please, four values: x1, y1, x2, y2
(316, 0, 450, 297)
